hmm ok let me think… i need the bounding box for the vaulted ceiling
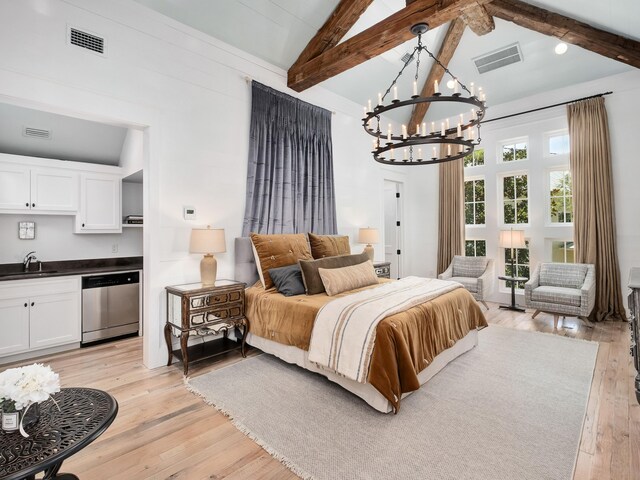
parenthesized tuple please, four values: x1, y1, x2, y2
(133, 0, 639, 123)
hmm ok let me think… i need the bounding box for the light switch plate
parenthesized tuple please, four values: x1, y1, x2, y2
(183, 206, 196, 220)
(19, 221, 35, 240)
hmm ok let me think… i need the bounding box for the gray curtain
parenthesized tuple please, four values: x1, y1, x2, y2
(567, 96, 626, 321)
(242, 81, 337, 235)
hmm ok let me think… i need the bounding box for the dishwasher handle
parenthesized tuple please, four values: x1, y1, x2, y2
(82, 271, 139, 289)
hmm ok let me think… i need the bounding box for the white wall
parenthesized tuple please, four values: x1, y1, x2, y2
(460, 70, 640, 307)
(0, 0, 434, 368)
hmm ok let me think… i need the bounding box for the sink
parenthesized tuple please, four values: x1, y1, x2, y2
(1, 270, 58, 277)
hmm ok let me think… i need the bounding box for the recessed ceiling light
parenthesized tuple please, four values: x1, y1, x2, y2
(446, 80, 455, 89)
(555, 42, 568, 55)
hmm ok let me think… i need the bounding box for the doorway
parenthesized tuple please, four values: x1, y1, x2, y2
(383, 180, 403, 279)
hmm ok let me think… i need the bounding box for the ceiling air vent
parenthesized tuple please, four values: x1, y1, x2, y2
(68, 26, 105, 55)
(23, 127, 51, 140)
(400, 52, 414, 65)
(473, 43, 522, 74)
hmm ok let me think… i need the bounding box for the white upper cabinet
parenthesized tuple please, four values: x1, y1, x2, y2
(0, 163, 77, 214)
(75, 172, 122, 233)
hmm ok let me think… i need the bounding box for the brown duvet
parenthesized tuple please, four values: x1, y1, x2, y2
(245, 280, 487, 412)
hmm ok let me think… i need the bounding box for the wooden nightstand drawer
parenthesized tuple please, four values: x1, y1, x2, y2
(190, 290, 242, 309)
(189, 304, 243, 326)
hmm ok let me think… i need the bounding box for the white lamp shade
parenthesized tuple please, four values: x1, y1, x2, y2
(499, 229, 526, 249)
(189, 227, 226, 254)
(358, 227, 379, 245)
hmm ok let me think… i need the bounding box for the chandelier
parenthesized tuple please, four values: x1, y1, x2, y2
(363, 23, 487, 165)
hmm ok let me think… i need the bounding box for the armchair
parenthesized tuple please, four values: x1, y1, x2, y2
(524, 263, 595, 329)
(439, 256, 494, 310)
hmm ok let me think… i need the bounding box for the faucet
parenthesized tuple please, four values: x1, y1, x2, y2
(23, 251, 38, 272)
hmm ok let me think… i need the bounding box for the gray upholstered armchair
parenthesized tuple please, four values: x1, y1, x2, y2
(438, 256, 495, 310)
(524, 263, 595, 329)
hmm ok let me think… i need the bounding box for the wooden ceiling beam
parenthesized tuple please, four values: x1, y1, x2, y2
(486, 0, 640, 68)
(290, 0, 374, 72)
(288, 0, 491, 92)
(459, 3, 494, 36)
(408, 18, 466, 131)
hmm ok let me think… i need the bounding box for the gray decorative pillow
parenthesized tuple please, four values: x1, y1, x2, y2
(299, 252, 370, 295)
(268, 264, 306, 297)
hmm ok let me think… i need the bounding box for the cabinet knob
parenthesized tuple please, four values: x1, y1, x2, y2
(25, 202, 29, 207)
(24, 303, 28, 308)
(82, 223, 85, 227)
(31, 302, 34, 307)
(32, 203, 35, 207)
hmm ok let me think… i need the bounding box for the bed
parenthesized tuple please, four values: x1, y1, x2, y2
(235, 237, 487, 413)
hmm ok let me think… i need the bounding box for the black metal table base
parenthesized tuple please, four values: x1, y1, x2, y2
(499, 305, 526, 312)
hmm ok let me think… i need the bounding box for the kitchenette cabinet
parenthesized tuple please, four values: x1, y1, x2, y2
(0, 277, 81, 357)
(75, 172, 122, 233)
(0, 163, 78, 214)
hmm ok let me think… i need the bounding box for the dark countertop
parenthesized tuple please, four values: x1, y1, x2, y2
(0, 256, 143, 282)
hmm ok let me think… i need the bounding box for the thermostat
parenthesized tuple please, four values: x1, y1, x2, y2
(183, 206, 196, 220)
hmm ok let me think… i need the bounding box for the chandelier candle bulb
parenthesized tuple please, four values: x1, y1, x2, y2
(454, 79, 459, 95)
(459, 113, 464, 124)
(393, 86, 398, 101)
(418, 147, 422, 159)
(413, 81, 418, 96)
(441, 122, 445, 136)
(402, 125, 407, 139)
(378, 92, 383, 106)
(403, 148, 408, 160)
(363, 106, 367, 117)
(446, 118, 450, 130)
(390, 147, 394, 159)
(416, 124, 420, 136)
(431, 121, 435, 134)
(470, 82, 475, 96)
(367, 99, 372, 112)
(434, 79, 439, 94)
(457, 123, 462, 138)
(447, 144, 452, 156)
(387, 124, 392, 143)
(432, 146, 437, 159)
(422, 122, 427, 136)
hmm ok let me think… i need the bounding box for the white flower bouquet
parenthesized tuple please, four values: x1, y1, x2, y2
(0, 363, 60, 436)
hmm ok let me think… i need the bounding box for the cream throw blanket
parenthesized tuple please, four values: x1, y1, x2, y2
(308, 276, 461, 383)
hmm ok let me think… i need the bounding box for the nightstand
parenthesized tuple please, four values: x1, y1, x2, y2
(164, 279, 248, 375)
(373, 261, 391, 279)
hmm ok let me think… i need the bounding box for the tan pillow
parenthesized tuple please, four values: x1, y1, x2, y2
(299, 252, 370, 295)
(308, 233, 351, 259)
(319, 261, 379, 296)
(250, 233, 313, 289)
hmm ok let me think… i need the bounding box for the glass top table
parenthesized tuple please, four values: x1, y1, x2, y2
(0, 387, 118, 480)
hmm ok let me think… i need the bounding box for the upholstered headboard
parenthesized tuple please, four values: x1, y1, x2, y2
(234, 237, 259, 287)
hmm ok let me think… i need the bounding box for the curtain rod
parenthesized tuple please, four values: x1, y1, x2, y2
(482, 91, 613, 124)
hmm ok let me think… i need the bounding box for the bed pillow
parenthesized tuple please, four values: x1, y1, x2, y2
(268, 264, 306, 297)
(319, 261, 379, 296)
(299, 252, 370, 295)
(308, 233, 351, 259)
(250, 233, 313, 290)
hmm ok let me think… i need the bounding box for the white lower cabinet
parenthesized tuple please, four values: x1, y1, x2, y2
(0, 277, 81, 359)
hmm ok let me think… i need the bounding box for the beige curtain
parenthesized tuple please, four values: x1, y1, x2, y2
(567, 96, 626, 321)
(437, 157, 464, 274)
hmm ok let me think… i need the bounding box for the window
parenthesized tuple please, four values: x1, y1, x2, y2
(549, 169, 572, 223)
(551, 240, 575, 263)
(502, 174, 529, 224)
(464, 148, 484, 167)
(501, 141, 527, 162)
(465, 178, 485, 225)
(465, 240, 486, 257)
(548, 133, 570, 155)
(504, 240, 530, 290)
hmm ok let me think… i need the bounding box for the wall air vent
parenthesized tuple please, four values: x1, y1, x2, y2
(400, 52, 415, 65)
(473, 43, 522, 74)
(23, 127, 51, 140)
(68, 26, 105, 55)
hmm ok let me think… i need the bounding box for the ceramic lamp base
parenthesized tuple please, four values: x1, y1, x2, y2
(200, 254, 218, 285)
(363, 244, 374, 261)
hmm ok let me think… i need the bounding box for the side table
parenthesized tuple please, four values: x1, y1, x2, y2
(498, 275, 528, 312)
(373, 262, 391, 279)
(0, 388, 118, 480)
(165, 279, 248, 375)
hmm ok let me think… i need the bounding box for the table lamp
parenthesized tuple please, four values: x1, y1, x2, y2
(189, 226, 226, 285)
(358, 227, 379, 261)
(499, 228, 526, 277)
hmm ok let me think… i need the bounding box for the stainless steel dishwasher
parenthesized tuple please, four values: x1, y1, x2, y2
(82, 271, 140, 345)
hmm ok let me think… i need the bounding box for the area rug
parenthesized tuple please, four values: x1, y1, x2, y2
(186, 326, 598, 480)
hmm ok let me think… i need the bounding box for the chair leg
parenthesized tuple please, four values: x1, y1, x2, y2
(481, 301, 489, 310)
(532, 309, 541, 319)
(553, 314, 559, 330)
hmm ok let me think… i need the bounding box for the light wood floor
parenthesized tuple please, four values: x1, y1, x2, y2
(7, 305, 639, 480)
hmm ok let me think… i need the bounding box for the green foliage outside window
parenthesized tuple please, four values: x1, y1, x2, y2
(465, 240, 486, 257)
(463, 148, 485, 167)
(503, 174, 529, 224)
(502, 142, 527, 162)
(465, 179, 485, 225)
(549, 170, 573, 223)
(504, 240, 530, 289)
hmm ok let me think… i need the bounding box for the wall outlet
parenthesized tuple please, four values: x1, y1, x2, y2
(112, 244, 118, 253)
